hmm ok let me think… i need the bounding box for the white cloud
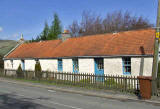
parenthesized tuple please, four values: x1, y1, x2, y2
(0, 27, 3, 32)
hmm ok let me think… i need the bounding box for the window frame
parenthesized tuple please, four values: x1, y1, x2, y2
(58, 59, 63, 72)
(122, 57, 131, 75)
(11, 60, 13, 68)
(21, 60, 25, 71)
(95, 58, 104, 70)
(72, 58, 79, 73)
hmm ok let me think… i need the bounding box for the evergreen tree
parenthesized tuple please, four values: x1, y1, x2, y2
(29, 13, 62, 42)
(16, 64, 24, 78)
(48, 13, 62, 40)
(35, 35, 40, 41)
(35, 62, 42, 80)
(0, 55, 3, 69)
(39, 21, 49, 40)
(31, 37, 35, 42)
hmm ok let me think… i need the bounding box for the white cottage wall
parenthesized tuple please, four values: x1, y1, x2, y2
(131, 57, 153, 76)
(4, 56, 153, 77)
(79, 58, 94, 74)
(39, 59, 58, 72)
(25, 60, 36, 71)
(13, 60, 21, 70)
(4, 60, 12, 69)
(104, 57, 153, 76)
(143, 57, 153, 76)
(4, 60, 21, 70)
(62, 59, 73, 72)
(104, 58, 123, 75)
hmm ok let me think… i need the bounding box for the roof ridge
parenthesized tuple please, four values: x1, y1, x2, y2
(66, 28, 154, 40)
(23, 39, 62, 45)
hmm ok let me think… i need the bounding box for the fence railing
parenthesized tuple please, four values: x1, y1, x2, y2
(1, 69, 139, 93)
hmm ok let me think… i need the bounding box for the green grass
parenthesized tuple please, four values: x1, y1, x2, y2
(0, 40, 17, 56)
(3, 76, 58, 86)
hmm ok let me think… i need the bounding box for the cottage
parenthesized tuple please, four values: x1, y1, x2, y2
(4, 29, 155, 76)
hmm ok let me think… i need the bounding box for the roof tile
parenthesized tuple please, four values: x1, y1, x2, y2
(6, 29, 155, 59)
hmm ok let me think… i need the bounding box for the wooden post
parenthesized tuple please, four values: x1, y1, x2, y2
(152, 0, 160, 96)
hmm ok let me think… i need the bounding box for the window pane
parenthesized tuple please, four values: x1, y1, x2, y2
(58, 59, 62, 71)
(96, 59, 104, 70)
(123, 57, 131, 74)
(73, 59, 79, 71)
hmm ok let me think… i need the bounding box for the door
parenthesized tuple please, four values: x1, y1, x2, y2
(58, 59, 63, 72)
(94, 58, 104, 81)
(21, 60, 25, 71)
(73, 59, 79, 73)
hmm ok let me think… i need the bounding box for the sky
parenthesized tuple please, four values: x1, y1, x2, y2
(0, 0, 158, 40)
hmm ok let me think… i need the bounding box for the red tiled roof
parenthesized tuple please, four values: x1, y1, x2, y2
(6, 40, 62, 58)
(6, 29, 155, 59)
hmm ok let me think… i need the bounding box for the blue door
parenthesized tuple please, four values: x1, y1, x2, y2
(21, 60, 25, 71)
(73, 59, 79, 73)
(94, 58, 104, 81)
(58, 59, 63, 72)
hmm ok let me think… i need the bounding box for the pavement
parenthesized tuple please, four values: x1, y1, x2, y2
(0, 77, 160, 109)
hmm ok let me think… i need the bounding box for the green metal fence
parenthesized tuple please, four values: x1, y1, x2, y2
(1, 69, 139, 93)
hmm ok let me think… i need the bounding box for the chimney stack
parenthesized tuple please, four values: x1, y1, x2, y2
(58, 30, 71, 42)
(18, 34, 25, 44)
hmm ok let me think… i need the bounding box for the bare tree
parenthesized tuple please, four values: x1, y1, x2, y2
(68, 10, 153, 37)
(68, 20, 80, 37)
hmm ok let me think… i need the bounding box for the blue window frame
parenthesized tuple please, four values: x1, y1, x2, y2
(94, 58, 104, 81)
(21, 60, 25, 71)
(11, 60, 13, 68)
(58, 59, 63, 72)
(73, 58, 79, 73)
(122, 57, 131, 75)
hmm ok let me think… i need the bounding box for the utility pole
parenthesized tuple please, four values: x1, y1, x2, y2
(152, 0, 160, 96)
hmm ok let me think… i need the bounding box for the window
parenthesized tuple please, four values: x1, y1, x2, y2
(58, 59, 63, 72)
(73, 58, 79, 73)
(21, 60, 25, 71)
(96, 58, 104, 70)
(35, 59, 39, 63)
(94, 58, 104, 81)
(122, 57, 131, 75)
(11, 60, 13, 68)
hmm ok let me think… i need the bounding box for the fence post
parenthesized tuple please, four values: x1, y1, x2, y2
(74, 73, 76, 85)
(125, 77, 127, 92)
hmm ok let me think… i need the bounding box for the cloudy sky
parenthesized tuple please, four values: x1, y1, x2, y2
(0, 0, 158, 40)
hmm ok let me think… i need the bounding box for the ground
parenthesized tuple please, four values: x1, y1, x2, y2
(0, 79, 159, 109)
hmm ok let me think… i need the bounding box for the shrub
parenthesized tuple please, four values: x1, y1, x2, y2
(16, 64, 24, 78)
(0, 55, 4, 69)
(35, 62, 42, 79)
